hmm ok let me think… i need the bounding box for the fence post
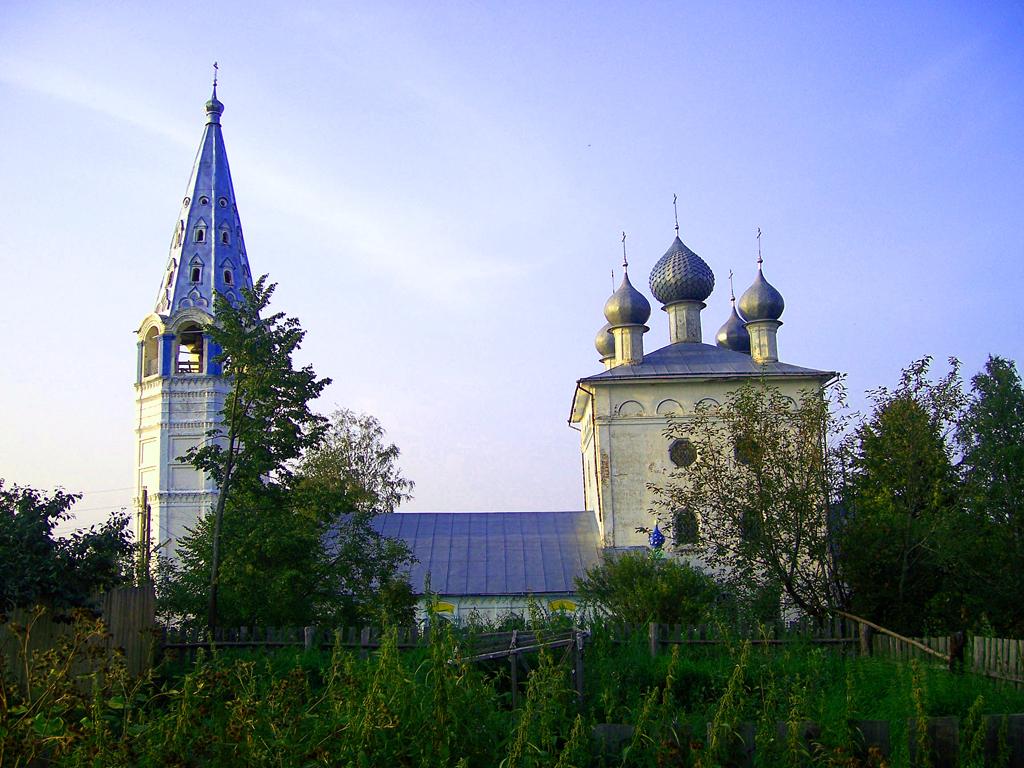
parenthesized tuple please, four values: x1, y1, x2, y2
(859, 622, 874, 657)
(648, 622, 659, 658)
(949, 630, 966, 673)
(304, 625, 316, 652)
(573, 629, 585, 705)
(510, 629, 519, 709)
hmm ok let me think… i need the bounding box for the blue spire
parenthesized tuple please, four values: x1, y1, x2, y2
(649, 524, 665, 549)
(154, 84, 253, 316)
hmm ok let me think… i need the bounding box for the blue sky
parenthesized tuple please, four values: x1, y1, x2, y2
(1, 1, 1021, 533)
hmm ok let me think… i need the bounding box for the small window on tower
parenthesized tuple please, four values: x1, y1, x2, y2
(218, 197, 228, 208)
(223, 269, 233, 285)
(220, 231, 230, 245)
(199, 196, 209, 206)
(195, 229, 205, 243)
(191, 266, 201, 283)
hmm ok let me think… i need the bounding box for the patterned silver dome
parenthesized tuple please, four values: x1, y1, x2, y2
(595, 321, 615, 358)
(716, 303, 751, 353)
(738, 267, 785, 321)
(649, 236, 715, 304)
(604, 273, 651, 326)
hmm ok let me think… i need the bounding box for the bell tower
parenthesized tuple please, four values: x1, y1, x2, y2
(134, 79, 254, 558)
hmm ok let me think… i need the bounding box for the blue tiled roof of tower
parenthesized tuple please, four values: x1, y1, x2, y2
(154, 86, 254, 316)
(364, 511, 601, 595)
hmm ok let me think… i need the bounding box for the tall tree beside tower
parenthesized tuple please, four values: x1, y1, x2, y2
(185, 277, 331, 631)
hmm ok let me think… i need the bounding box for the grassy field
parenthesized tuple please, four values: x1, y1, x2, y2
(3, 613, 1023, 767)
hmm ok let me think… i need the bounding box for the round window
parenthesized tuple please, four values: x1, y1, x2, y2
(183, 196, 191, 206)
(218, 197, 228, 208)
(199, 196, 209, 205)
(669, 438, 697, 468)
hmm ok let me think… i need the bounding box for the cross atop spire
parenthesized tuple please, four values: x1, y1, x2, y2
(673, 193, 679, 235)
(212, 61, 219, 89)
(621, 231, 628, 272)
(729, 269, 736, 302)
(756, 227, 763, 269)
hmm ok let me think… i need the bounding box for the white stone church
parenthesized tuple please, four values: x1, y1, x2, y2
(134, 88, 835, 621)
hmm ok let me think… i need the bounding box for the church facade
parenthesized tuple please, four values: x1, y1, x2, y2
(135, 87, 835, 621)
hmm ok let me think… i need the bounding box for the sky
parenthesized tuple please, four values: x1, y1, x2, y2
(1, 1, 1022, 534)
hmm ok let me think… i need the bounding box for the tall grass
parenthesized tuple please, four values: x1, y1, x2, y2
(4, 615, 1024, 766)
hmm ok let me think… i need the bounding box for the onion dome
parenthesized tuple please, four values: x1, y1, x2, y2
(649, 236, 715, 305)
(604, 273, 651, 326)
(205, 85, 224, 124)
(716, 303, 751, 353)
(738, 265, 785, 322)
(595, 322, 615, 358)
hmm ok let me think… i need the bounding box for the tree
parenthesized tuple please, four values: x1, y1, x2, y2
(956, 356, 1024, 633)
(575, 549, 721, 625)
(162, 279, 417, 629)
(184, 276, 331, 630)
(650, 379, 847, 620)
(0, 481, 134, 614)
(838, 357, 966, 634)
(297, 409, 415, 515)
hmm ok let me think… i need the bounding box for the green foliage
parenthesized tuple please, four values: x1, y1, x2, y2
(957, 356, 1024, 635)
(575, 549, 721, 625)
(297, 408, 415, 515)
(183, 276, 331, 630)
(651, 379, 848, 619)
(7, 613, 1024, 767)
(839, 357, 966, 634)
(0, 482, 134, 614)
(162, 278, 415, 629)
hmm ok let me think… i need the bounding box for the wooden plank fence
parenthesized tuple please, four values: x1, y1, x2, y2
(1, 585, 157, 687)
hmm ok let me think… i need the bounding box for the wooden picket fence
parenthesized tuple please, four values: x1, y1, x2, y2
(1, 585, 157, 687)
(160, 624, 588, 707)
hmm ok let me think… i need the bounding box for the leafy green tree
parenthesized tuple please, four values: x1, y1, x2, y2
(162, 279, 416, 628)
(650, 379, 848, 619)
(575, 549, 721, 625)
(297, 408, 415, 515)
(183, 276, 331, 630)
(0, 481, 134, 613)
(957, 356, 1024, 633)
(838, 357, 966, 634)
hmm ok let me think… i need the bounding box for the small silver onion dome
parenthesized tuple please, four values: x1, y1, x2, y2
(738, 267, 785, 321)
(206, 86, 224, 123)
(595, 322, 615, 358)
(716, 303, 751, 353)
(604, 273, 651, 326)
(649, 236, 715, 305)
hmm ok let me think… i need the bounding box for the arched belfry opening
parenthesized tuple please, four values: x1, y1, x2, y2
(175, 324, 205, 374)
(142, 327, 160, 377)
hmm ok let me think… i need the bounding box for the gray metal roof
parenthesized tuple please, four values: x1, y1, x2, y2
(369, 511, 601, 596)
(579, 341, 835, 383)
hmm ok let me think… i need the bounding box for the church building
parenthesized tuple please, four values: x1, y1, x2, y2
(134, 87, 835, 622)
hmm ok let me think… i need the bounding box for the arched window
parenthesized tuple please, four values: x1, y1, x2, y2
(673, 508, 698, 546)
(195, 228, 205, 243)
(175, 324, 204, 374)
(223, 269, 233, 285)
(142, 327, 160, 377)
(220, 230, 230, 245)
(190, 266, 201, 283)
